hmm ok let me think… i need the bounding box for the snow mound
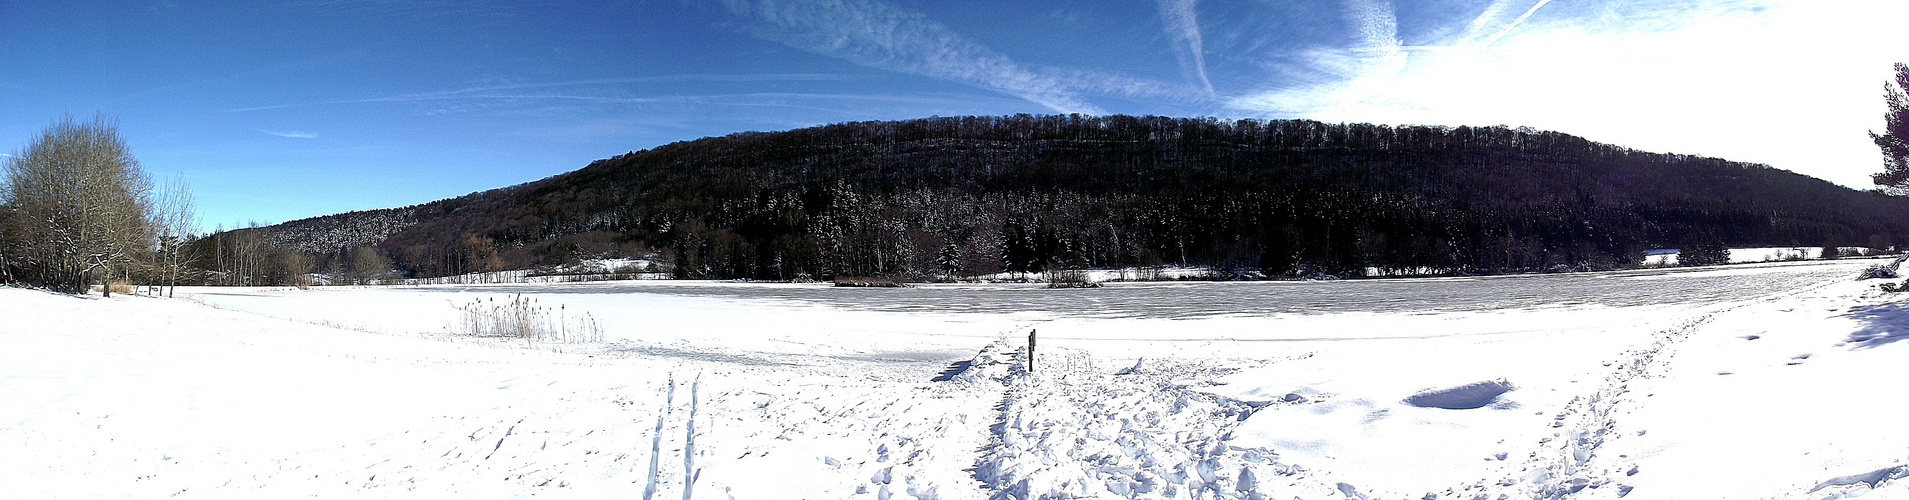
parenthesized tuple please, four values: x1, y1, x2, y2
(1401, 379, 1515, 410)
(1809, 465, 1909, 496)
(950, 341, 1025, 385)
(972, 358, 1338, 499)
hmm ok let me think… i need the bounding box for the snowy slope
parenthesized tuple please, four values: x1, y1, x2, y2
(5, 259, 1909, 499)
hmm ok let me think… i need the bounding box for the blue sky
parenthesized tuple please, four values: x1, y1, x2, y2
(3, 0, 1906, 231)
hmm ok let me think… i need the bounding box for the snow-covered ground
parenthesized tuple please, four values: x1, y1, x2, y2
(4, 258, 1908, 499)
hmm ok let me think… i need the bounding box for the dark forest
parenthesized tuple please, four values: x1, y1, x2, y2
(241, 115, 1909, 281)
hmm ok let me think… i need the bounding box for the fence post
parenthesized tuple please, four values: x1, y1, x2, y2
(1027, 329, 1037, 373)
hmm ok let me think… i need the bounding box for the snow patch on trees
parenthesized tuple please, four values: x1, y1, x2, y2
(264, 207, 418, 255)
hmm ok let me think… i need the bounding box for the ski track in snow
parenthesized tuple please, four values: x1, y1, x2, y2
(7, 258, 1909, 499)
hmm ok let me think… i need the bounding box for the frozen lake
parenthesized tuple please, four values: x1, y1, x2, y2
(420, 258, 1871, 318)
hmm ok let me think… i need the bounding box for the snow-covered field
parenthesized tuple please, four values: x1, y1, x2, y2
(5, 259, 1909, 499)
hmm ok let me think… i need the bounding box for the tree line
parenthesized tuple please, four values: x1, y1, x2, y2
(16, 102, 1909, 292)
(260, 114, 1909, 282)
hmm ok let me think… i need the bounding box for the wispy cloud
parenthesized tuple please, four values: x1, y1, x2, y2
(1478, 0, 1554, 46)
(288, 0, 513, 19)
(225, 74, 869, 113)
(714, 0, 1103, 114)
(1347, 0, 1403, 55)
(260, 130, 319, 139)
(0, 79, 55, 97)
(237, 84, 1015, 122)
(1156, 0, 1215, 95)
(1041, 67, 1214, 106)
(1228, 0, 1405, 116)
(128, 50, 368, 101)
(1454, 0, 1520, 45)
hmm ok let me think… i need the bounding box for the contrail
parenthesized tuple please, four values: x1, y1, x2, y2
(259, 130, 319, 139)
(1480, 0, 1553, 46)
(1156, 0, 1215, 95)
(1457, 0, 1516, 43)
(717, 0, 1104, 114)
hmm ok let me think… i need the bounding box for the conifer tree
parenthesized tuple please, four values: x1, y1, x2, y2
(1872, 63, 1909, 192)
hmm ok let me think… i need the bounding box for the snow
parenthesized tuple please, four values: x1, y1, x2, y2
(6, 259, 1909, 498)
(1729, 246, 1882, 263)
(1645, 246, 1889, 266)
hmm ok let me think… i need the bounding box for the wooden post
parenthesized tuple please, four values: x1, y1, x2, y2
(1027, 329, 1037, 373)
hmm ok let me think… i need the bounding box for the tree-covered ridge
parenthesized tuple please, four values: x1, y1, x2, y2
(259, 115, 1909, 281)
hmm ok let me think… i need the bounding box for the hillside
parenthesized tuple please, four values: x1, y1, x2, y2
(253, 115, 1909, 280)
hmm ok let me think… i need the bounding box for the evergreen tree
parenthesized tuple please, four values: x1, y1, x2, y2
(1680, 239, 1731, 267)
(936, 242, 962, 278)
(1873, 63, 1909, 192)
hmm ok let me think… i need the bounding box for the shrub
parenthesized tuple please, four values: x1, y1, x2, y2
(833, 277, 910, 287)
(1045, 268, 1101, 288)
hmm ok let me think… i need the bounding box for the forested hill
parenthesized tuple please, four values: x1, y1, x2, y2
(258, 115, 1909, 280)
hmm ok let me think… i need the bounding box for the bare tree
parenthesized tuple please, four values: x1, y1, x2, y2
(349, 246, 390, 285)
(0, 200, 16, 284)
(1, 115, 154, 295)
(151, 173, 199, 297)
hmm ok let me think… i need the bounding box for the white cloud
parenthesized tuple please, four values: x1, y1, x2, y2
(260, 130, 319, 139)
(1156, 0, 1214, 95)
(1227, 0, 1909, 188)
(717, 0, 1103, 114)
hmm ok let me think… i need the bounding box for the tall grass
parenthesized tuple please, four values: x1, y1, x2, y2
(455, 294, 605, 343)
